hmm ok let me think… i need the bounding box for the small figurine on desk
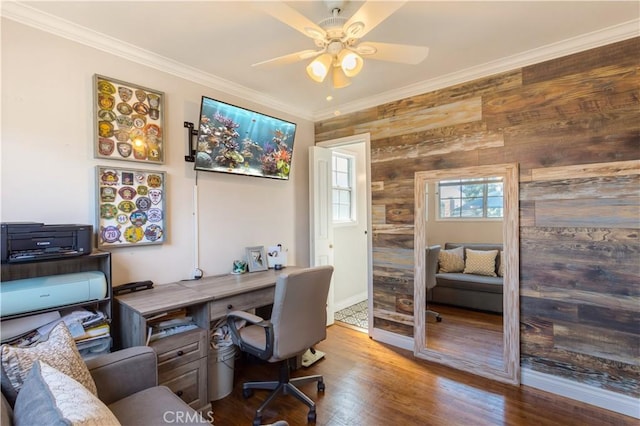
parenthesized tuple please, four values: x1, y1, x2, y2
(267, 243, 287, 270)
(231, 260, 247, 275)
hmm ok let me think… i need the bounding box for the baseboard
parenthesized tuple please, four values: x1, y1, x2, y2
(334, 292, 368, 312)
(371, 328, 414, 351)
(521, 368, 640, 419)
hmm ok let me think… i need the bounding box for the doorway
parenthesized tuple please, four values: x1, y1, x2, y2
(310, 134, 372, 335)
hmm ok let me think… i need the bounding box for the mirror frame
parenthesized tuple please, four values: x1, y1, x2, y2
(413, 163, 520, 385)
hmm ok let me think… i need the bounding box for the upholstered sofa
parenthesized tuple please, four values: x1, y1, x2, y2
(426, 242, 504, 313)
(1, 345, 209, 426)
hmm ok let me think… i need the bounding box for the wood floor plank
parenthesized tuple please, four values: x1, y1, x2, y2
(210, 325, 635, 425)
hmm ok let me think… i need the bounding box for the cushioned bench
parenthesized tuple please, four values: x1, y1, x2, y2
(426, 242, 503, 313)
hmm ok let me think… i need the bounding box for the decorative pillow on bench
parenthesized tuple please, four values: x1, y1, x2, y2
(463, 249, 498, 277)
(1, 322, 97, 406)
(14, 360, 120, 426)
(438, 246, 465, 273)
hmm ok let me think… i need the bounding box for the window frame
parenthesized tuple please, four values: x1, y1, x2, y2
(436, 176, 504, 221)
(331, 151, 357, 225)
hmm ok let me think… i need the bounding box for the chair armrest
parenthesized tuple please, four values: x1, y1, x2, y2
(227, 310, 273, 360)
(85, 346, 158, 405)
(426, 245, 441, 290)
(227, 310, 264, 325)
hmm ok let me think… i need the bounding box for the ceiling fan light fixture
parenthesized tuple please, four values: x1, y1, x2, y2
(338, 49, 363, 77)
(332, 66, 351, 89)
(345, 21, 365, 39)
(304, 27, 326, 41)
(306, 53, 333, 82)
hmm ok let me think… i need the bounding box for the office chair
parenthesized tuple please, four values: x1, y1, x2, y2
(426, 245, 443, 322)
(227, 265, 334, 426)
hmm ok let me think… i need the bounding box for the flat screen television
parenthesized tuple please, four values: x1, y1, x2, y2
(194, 96, 297, 180)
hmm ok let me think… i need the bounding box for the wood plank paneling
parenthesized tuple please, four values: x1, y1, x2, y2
(316, 37, 640, 398)
(531, 160, 640, 181)
(483, 65, 640, 130)
(522, 37, 640, 84)
(366, 97, 484, 140)
(534, 197, 640, 228)
(521, 175, 640, 201)
(371, 129, 504, 164)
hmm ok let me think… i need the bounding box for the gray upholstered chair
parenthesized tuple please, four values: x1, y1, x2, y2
(426, 245, 443, 322)
(227, 265, 334, 426)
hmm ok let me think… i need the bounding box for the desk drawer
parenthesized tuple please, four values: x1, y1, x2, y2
(151, 328, 208, 371)
(158, 357, 207, 409)
(209, 287, 275, 320)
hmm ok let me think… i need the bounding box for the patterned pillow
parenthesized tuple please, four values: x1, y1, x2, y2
(14, 361, 120, 426)
(438, 246, 465, 273)
(498, 250, 505, 277)
(1, 322, 97, 404)
(463, 249, 498, 277)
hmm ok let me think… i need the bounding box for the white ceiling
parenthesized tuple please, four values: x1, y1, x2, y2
(3, 1, 639, 121)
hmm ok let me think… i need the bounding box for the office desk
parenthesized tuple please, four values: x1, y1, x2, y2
(115, 267, 302, 346)
(114, 267, 301, 410)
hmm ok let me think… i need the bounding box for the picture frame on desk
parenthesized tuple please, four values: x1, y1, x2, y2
(245, 246, 268, 272)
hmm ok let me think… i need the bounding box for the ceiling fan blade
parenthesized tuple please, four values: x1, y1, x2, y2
(254, 2, 326, 41)
(343, 1, 407, 40)
(252, 49, 322, 68)
(356, 42, 429, 65)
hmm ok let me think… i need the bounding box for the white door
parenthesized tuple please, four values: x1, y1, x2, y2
(309, 146, 335, 325)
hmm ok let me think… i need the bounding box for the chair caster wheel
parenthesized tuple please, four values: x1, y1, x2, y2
(317, 381, 325, 392)
(243, 388, 254, 398)
(308, 409, 317, 422)
(436, 316, 442, 322)
(252, 416, 262, 426)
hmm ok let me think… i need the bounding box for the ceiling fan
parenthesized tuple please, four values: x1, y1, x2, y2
(253, 0, 429, 89)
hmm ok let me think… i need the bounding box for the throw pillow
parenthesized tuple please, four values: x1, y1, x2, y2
(1, 322, 97, 404)
(438, 246, 465, 273)
(463, 249, 499, 277)
(498, 250, 505, 277)
(14, 360, 120, 426)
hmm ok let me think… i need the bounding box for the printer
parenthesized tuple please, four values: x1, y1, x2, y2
(1, 222, 93, 263)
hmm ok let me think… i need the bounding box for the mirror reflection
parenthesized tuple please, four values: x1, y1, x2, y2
(424, 176, 505, 370)
(413, 164, 519, 385)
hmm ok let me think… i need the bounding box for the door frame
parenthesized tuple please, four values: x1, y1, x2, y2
(315, 133, 373, 335)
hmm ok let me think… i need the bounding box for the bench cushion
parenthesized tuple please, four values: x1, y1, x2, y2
(108, 386, 209, 426)
(436, 273, 503, 293)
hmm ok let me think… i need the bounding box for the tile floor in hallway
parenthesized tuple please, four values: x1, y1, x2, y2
(334, 300, 368, 330)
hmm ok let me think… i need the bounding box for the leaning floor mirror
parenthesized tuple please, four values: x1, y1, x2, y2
(413, 163, 520, 385)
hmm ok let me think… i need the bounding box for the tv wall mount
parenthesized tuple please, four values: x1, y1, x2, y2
(183, 121, 197, 163)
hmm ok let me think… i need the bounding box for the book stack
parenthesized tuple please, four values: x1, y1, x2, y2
(36, 308, 112, 359)
(146, 309, 198, 344)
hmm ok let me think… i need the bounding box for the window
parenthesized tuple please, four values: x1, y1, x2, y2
(438, 177, 503, 219)
(332, 152, 355, 223)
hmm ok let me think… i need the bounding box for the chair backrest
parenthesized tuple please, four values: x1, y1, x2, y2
(269, 265, 334, 361)
(425, 245, 441, 290)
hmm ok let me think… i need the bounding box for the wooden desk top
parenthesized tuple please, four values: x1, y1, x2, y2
(115, 267, 302, 317)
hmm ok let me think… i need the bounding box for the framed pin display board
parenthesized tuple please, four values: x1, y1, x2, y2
(96, 166, 166, 249)
(94, 74, 164, 164)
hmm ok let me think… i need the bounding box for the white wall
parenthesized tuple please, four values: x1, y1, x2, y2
(0, 19, 314, 286)
(332, 143, 368, 309)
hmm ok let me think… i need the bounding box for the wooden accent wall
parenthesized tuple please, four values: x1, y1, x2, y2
(315, 38, 640, 396)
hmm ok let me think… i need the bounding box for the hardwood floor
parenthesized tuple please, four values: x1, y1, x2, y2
(210, 326, 635, 426)
(426, 303, 504, 370)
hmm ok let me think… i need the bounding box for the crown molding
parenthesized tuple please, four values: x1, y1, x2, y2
(2, 2, 637, 123)
(313, 19, 640, 121)
(0, 1, 315, 121)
